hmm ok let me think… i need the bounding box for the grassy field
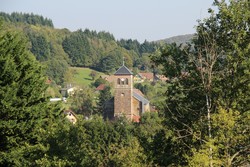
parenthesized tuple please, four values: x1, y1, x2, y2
(69, 67, 104, 86)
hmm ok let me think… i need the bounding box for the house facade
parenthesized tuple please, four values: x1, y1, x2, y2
(64, 109, 77, 124)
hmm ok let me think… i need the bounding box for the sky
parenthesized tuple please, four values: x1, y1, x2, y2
(0, 0, 215, 42)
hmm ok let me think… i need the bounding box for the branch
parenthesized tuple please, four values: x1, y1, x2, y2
(230, 144, 250, 164)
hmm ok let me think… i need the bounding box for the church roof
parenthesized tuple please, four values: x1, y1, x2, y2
(114, 65, 133, 75)
(133, 90, 149, 105)
(133, 89, 145, 97)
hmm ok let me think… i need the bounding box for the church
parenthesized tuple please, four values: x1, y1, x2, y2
(105, 64, 150, 122)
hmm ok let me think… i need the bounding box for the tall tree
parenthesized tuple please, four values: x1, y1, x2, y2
(192, 22, 222, 166)
(0, 29, 61, 166)
(192, 1, 250, 165)
(97, 85, 112, 116)
(210, 0, 250, 113)
(151, 0, 250, 166)
(152, 43, 206, 165)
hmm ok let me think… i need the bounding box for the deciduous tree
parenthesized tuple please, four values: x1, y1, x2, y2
(71, 87, 96, 117)
(151, 0, 250, 166)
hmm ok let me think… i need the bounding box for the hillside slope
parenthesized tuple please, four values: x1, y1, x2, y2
(157, 34, 194, 45)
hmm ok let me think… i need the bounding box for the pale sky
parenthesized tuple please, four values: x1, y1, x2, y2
(0, 0, 215, 42)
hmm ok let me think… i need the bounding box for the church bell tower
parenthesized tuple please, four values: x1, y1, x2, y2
(114, 63, 133, 120)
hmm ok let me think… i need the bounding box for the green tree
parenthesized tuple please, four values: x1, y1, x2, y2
(45, 57, 68, 84)
(27, 31, 51, 61)
(23, 24, 69, 85)
(209, 0, 250, 113)
(0, 12, 54, 27)
(36, 117, 87, 166)
(41, 116, 148, 167)
(194, 1, 250, 165)
(151, 0, 250, 166)
(63, 68, 74, 84)
(97, 85, 112, 116)
(0, 30, 61, 166)
(133, 112, 164, 165)
(92, 77, 107, 88)
(71, 87, 96, 117)
(188, 107, 250, 166)
(89, 70, 97, 80)
(140, 53, 152, 71)
(98, 53, 122, 73)
(62, 29, 91, 67)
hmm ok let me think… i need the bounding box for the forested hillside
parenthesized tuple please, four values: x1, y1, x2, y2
(0, 12, 159, 85)
(157, 34, 194, 45)
(0, 12, 54, 27)
(0, 1, 249, 166)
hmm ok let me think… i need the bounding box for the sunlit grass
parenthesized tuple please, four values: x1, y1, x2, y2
(69, 67, 104, 86)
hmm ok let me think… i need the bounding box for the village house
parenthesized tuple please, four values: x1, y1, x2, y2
(64, 109, 77, 124)
(156, 74, 169, 82)
(100, 75, 115, 83)
(138, 72, 155, 82)
(60, 83, 77, 97)
(133, 73, 144, 83)
(134, 72, 168, 83)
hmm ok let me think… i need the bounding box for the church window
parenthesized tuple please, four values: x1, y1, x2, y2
(117, 78, 128, 85)
(121, 78, 125, 85)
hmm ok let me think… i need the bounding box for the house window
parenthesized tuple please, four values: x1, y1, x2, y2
(117, 78, 121, 85)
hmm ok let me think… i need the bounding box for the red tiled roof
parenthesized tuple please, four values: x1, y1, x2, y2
(132, 115, 140, 123)
(139, 72, 154, 80)
(96, 84, 106, 91)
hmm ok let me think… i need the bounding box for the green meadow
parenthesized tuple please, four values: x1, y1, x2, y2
(69, 67, 104, 86)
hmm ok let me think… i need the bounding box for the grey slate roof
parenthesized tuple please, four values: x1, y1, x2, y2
(114, 65, 133, 75)
(133, 91, 150, 105)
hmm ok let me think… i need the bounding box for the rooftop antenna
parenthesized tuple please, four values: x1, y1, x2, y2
(122, 56, 125, 66)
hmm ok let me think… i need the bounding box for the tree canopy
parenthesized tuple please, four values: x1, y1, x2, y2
(0, 28, 61, 165)
(0, 12, 54, 27)
(151, 0, 250, 166)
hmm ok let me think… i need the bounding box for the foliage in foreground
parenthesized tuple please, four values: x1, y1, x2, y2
(0, 27, 62, 166)
(37, 115, 164, 167)
(151, 0, 250, 166)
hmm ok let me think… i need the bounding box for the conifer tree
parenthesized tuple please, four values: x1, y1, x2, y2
(97, 85, 112, 116)
(0, 28, 61, 166)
